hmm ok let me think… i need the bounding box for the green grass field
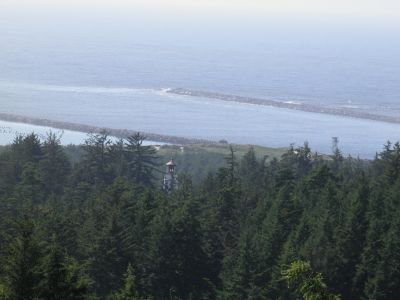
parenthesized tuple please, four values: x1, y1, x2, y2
(156, 143, 287, 183)
(158, 143, 286, 160)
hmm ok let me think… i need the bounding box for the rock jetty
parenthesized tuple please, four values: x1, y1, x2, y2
(167, 88, 400, 124)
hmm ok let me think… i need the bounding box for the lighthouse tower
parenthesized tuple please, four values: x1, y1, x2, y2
(163, 159, 178, 192)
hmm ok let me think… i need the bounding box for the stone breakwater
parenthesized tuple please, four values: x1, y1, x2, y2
(0, 113, 213, 145)
(167, 88, 400, 124)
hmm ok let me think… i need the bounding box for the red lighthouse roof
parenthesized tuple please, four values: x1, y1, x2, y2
(166, 159, 176, 166)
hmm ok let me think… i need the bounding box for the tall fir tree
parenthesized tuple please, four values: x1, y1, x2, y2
(2, 215, 42, 300)
(124, 133, 159, 187)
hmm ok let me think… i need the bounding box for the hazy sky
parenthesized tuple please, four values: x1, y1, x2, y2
(2, 0, 400, 18)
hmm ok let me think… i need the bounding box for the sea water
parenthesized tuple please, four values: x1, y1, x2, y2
(1, 10, 400, 157)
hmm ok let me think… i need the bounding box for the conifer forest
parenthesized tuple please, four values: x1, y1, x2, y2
(1, 132, 400, 299)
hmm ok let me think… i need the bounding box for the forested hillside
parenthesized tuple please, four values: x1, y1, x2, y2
(1, 132, 400, 299)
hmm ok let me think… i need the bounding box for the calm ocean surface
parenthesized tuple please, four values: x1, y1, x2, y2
(1, 12, 400, 157)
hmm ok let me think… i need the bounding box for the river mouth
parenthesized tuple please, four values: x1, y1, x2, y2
(1, 82, 400, 158)
(0, 113, 210, 146)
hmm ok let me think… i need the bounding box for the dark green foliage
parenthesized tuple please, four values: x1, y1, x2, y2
(124, 133, 159, 187)
(39, 132, 71, 197)
(148, 184, 210, 299)
(11, 133, 43, 165)
(89, 216, 126, 297)
(1, 133, 400, 299)
(81, 131, 115, 186)
(40, 238, 90, 299)
(2, 215, 42, 300)
(112, 264, 142, 300)
(282, 260, 340, 300)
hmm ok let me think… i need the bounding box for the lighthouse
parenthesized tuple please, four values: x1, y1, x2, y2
(163, 159, 178, 192)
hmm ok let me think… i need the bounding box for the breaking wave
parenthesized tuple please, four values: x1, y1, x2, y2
(0, 80, 169, 95)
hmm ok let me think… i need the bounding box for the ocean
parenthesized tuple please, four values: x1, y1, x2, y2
(1, 11, 400, 157)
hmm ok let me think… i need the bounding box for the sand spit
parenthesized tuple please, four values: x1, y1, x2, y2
(0, 113, 212, 145)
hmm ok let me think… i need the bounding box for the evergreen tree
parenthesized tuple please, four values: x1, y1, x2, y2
(383, 142, 400, 184)
(39, 132, 71, 196)
(149, 193, 209, 299)
(282, 260, 341, 300)
(113, 264, 142, 300)
(220, 228, 258, 299)
(124, 133, 159, 186)
(40, 238, 90, 299)
(89, 215, 126, 298)
(110, 138, 128, 178)
(2, 215, 42, 300)
(354, 183, 387, 299)
(82, 131, 114, 186)
(372, 210, 400, 300)
(14, 162, 44, 206)
(2, 132, 400, 299)
(239, 147, 264, 211)
(11, 133, 43, 166)
(331, 137, 343, 171)
(333, 175, 369, 298)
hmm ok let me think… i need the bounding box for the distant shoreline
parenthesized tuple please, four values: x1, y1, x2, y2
(0, 113, 213, 145)
(167, 88, 400, 125)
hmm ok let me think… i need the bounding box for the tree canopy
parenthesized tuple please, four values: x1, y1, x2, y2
(0, 133, 399, 299)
